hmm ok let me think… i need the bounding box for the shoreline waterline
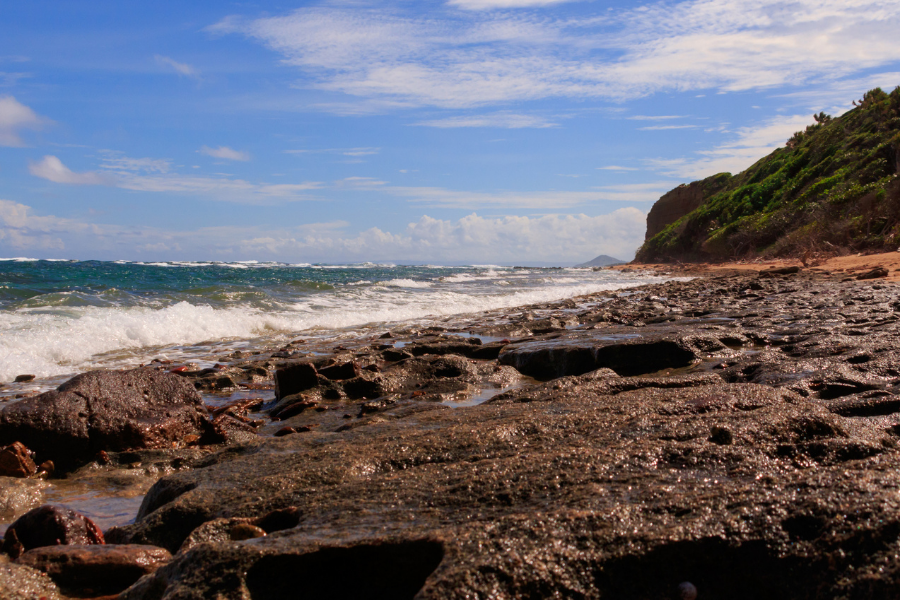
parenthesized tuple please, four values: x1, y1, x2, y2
(0, 259, 682, 392)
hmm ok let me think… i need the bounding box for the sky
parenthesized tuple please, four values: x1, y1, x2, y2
(1, 0, 899, 265)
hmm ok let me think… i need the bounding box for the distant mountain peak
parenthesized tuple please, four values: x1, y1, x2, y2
(575, 254, 625, 268)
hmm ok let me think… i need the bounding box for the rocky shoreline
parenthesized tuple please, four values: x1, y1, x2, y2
(4, 267, 900, 598)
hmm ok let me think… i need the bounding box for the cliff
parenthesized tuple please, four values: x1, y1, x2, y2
(636, 86, 900, 263)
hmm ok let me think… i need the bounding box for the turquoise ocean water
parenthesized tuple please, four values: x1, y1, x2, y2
(0, 258, 671, 384)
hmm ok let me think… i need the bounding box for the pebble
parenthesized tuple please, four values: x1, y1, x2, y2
(229, 523, 267, 541)
(677, 581, 698, 600)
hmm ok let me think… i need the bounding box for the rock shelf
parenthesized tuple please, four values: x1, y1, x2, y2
(5, 269, 900, 598)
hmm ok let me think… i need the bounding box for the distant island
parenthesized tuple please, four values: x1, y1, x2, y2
(636, 86, 900, 264)
(575, 254, 626, 268)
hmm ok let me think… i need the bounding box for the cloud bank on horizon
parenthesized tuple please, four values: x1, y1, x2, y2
(1, 0, 899, 264)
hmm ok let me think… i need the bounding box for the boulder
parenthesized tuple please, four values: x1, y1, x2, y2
(16, 544, 171, 597)
(0, 368, 210, 470)
(498, 335, 697, 380)
(274, 362, 318, 400)
(2, 505, 104, 559)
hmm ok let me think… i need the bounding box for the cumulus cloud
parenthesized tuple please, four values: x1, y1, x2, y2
(155, 55, 199, 77)
(211, 1, 900, 110)
(0, 200, 647, 263)
(0, 95, 49, 146)
(29, 156, 110, 185)
(649, 114, 815, 179)
(199, 145, 251, 161)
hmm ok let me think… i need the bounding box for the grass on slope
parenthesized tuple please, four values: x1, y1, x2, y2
(636, 86, 900, 263)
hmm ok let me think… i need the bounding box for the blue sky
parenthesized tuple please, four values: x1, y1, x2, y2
(1, 0, 899, 264)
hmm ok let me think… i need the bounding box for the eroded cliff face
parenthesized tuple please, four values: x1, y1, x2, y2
(644, 174, 732, 242)
(636, 87, 900, 264)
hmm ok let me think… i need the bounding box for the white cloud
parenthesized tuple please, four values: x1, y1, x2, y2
(200, 145, 251, 161)
(0, 95, 49, 146)
(29, 154, 320, 202)
(342, 147, 380, 156)
(598, 165, 638, 171)
(448, 0, 580, 9)
(627, 115, 686, 121)
(100, 155, 172, 173)
(638, 125, 698, 131)
(649, 114, 814, 179)
(155, 55, 199, 78)
(415, 112, 557, 128)
(29, 156, 110, 185)
(212, 1, 900, 110)
(376, 181, 674, 208)
(0, 199, 646, 262)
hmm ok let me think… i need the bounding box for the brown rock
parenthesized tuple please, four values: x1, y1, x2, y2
(274, 362, 318, 400)
(2, 505, 104, 559)
(0, 368, 210, 471)
(16, 544, 171, 596)
(13, 374, 35, 383)
(318, 361, 360, 381)
(0, 442, 36, 478)
(856, 266, 888, 280)
(229, 523, 266, 541)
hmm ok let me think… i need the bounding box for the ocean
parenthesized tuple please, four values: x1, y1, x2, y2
(0, 258, 672, 390)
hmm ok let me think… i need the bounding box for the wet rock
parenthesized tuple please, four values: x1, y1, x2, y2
(274, 362, 318, 400)
(13, 374, 35, 383)
(0, 477, 47, 521)
(0, 368, 210, 470)
(759, 266, 802, 277)
(318, 360, 360, 381)
(0, 441, 36, 478)
(230, 523, 266, 541)
(0, 561, 63, 600)
(107, 372, 900, 598)
(382, 348, 413, 362)
(2, 505, 104, 559)
(498, 335, 697, 380)
(857, 267, 889, 280)
(178, 509, 298, 553)
(16, 544, 171, 597)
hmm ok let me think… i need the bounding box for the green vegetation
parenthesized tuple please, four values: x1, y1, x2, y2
(636, 87, 900, 263)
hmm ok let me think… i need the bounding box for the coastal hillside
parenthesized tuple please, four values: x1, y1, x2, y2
(636, 86, 900, 263)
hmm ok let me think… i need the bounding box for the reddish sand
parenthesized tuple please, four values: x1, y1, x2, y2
(616, 250, 900, 281)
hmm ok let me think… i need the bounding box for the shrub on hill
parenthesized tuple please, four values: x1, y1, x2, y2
(636, 86, 900, 263)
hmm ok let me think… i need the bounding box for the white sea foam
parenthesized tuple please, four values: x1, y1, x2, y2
(0, 271, 680, 382)
(379, 279, 433, 288)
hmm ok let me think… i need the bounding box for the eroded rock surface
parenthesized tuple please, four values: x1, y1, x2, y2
(0, 369, 211, 470)
(23, 270, 900, 598)
(17, 544, 171, 597)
